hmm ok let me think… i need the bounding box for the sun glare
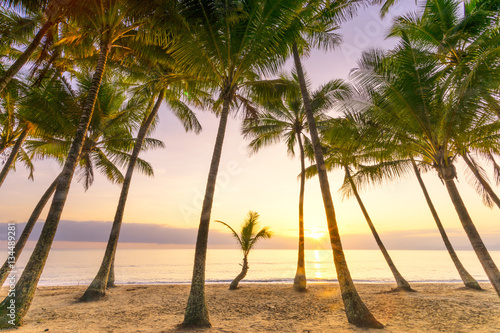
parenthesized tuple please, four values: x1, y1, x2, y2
(306, 229, 325, 240)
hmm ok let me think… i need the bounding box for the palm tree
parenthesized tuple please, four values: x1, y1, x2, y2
(0, 1, 145, 326)
(410, 157, 482, 289)
(216, 211, 272, 290)
(80, 44, 203, 301)
(350, 31, 500, 296)
(0, 71, 156, 287)
(321, 104, 484, 291)
(288, 0, 383, 328)
(242, 74, 348, 292)
(152, 0, 305, 327)
(388, 0, 500, 209)
(306, 114, 414, 292)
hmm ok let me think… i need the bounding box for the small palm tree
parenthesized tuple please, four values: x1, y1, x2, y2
(216, 211, 272, 290)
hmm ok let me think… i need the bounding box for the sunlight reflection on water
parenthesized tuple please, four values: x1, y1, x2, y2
(7, 249, 499, 286)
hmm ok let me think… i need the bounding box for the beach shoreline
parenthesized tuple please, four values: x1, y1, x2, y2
(0, 283, 498, 332)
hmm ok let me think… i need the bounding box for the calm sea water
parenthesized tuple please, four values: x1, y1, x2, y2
(7, 249, 500, 286)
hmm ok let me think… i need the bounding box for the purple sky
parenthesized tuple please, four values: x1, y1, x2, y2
(1, 2, 499, 251)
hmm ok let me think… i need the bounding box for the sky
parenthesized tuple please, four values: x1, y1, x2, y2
(0, 2, 499, 251)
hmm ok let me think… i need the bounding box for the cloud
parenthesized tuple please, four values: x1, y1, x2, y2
(0, 220, 295, 248)
(0, 221, 498, 250)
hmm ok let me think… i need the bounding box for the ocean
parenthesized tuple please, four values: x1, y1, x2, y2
(5, 248, 499, 286)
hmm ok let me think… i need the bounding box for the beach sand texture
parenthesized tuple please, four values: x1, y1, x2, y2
(2, 283, 499, 332)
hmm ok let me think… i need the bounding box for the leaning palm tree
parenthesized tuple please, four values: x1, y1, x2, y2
(80, 43, 203, 302)
(242, 73, 348, 292)
(288, 0, 383, 327)
(0, 1, 145, 327)
(410, 157, 482, 289)
(350, 31, 500, 296)
(323, 107, 482, 290)
(389, 0, 500, 208)
(306, 114, 414, 292)
(151, 0, 306, 327)
(0, 71, 156, 287)
(216, 211, 272, 290)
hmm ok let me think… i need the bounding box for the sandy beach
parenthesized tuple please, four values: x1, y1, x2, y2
(0, 283, 497, 332)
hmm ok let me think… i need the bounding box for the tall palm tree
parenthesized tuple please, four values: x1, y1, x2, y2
(80, 45, 203, 301)
(242, 74, 348, 292)
(216, 211, 272, 290)
(323, 105, 482, 290)
(410, 157, 482, 289)
(350, 32, 500, 296)
(152, 0, 305, 327)
(0, 71, 157, 287)
(288, 0, 383, 327)
(306, 114, 414, 292)
(0, 1, 145, 327)
(388, 0, 500, 208)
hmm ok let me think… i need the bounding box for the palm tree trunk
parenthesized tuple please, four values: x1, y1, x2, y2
(0, 21, 54, 94)
(411, 158, 481, 289)
(0, 175, 59, 286)
(441, 165, 500, 296)
(107, 259, 116, 288)
(292, 43, 382, 328)
(0, 125, 31, 188)
(229, 256, 249, 290)
(461, 152, 500, 209)
(182, 96, 231, 328)
(293, 133, 307, 292)
(345, 167, 414, 291)
(0, 37, 111, 328)
(80, 90, 165, 302)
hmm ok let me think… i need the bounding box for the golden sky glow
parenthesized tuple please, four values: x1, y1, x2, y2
(0, 2, 498, 250)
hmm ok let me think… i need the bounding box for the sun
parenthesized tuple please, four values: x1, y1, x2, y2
(306, 229, 325, 240)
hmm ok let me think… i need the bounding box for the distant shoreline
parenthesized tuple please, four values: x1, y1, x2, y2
(3, 283, 498, 332)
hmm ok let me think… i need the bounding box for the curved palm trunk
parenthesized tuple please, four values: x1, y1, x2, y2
(345, 167, 414, 292)
(182, 97, 231, 328)
(440, 164, 500, 296)
(0, 126, 31, 188)
(0, 175, 59, 286)
(461, 152, 500, 209)
(0, 21, 54, 94)
(293, 133, 307, 292)
(292, 44, 382, 328)
(80, 90, 165, 302)
(229, 256, 248, 290)
(411, 158, 481, 289)
(0, 38, 111, 328)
